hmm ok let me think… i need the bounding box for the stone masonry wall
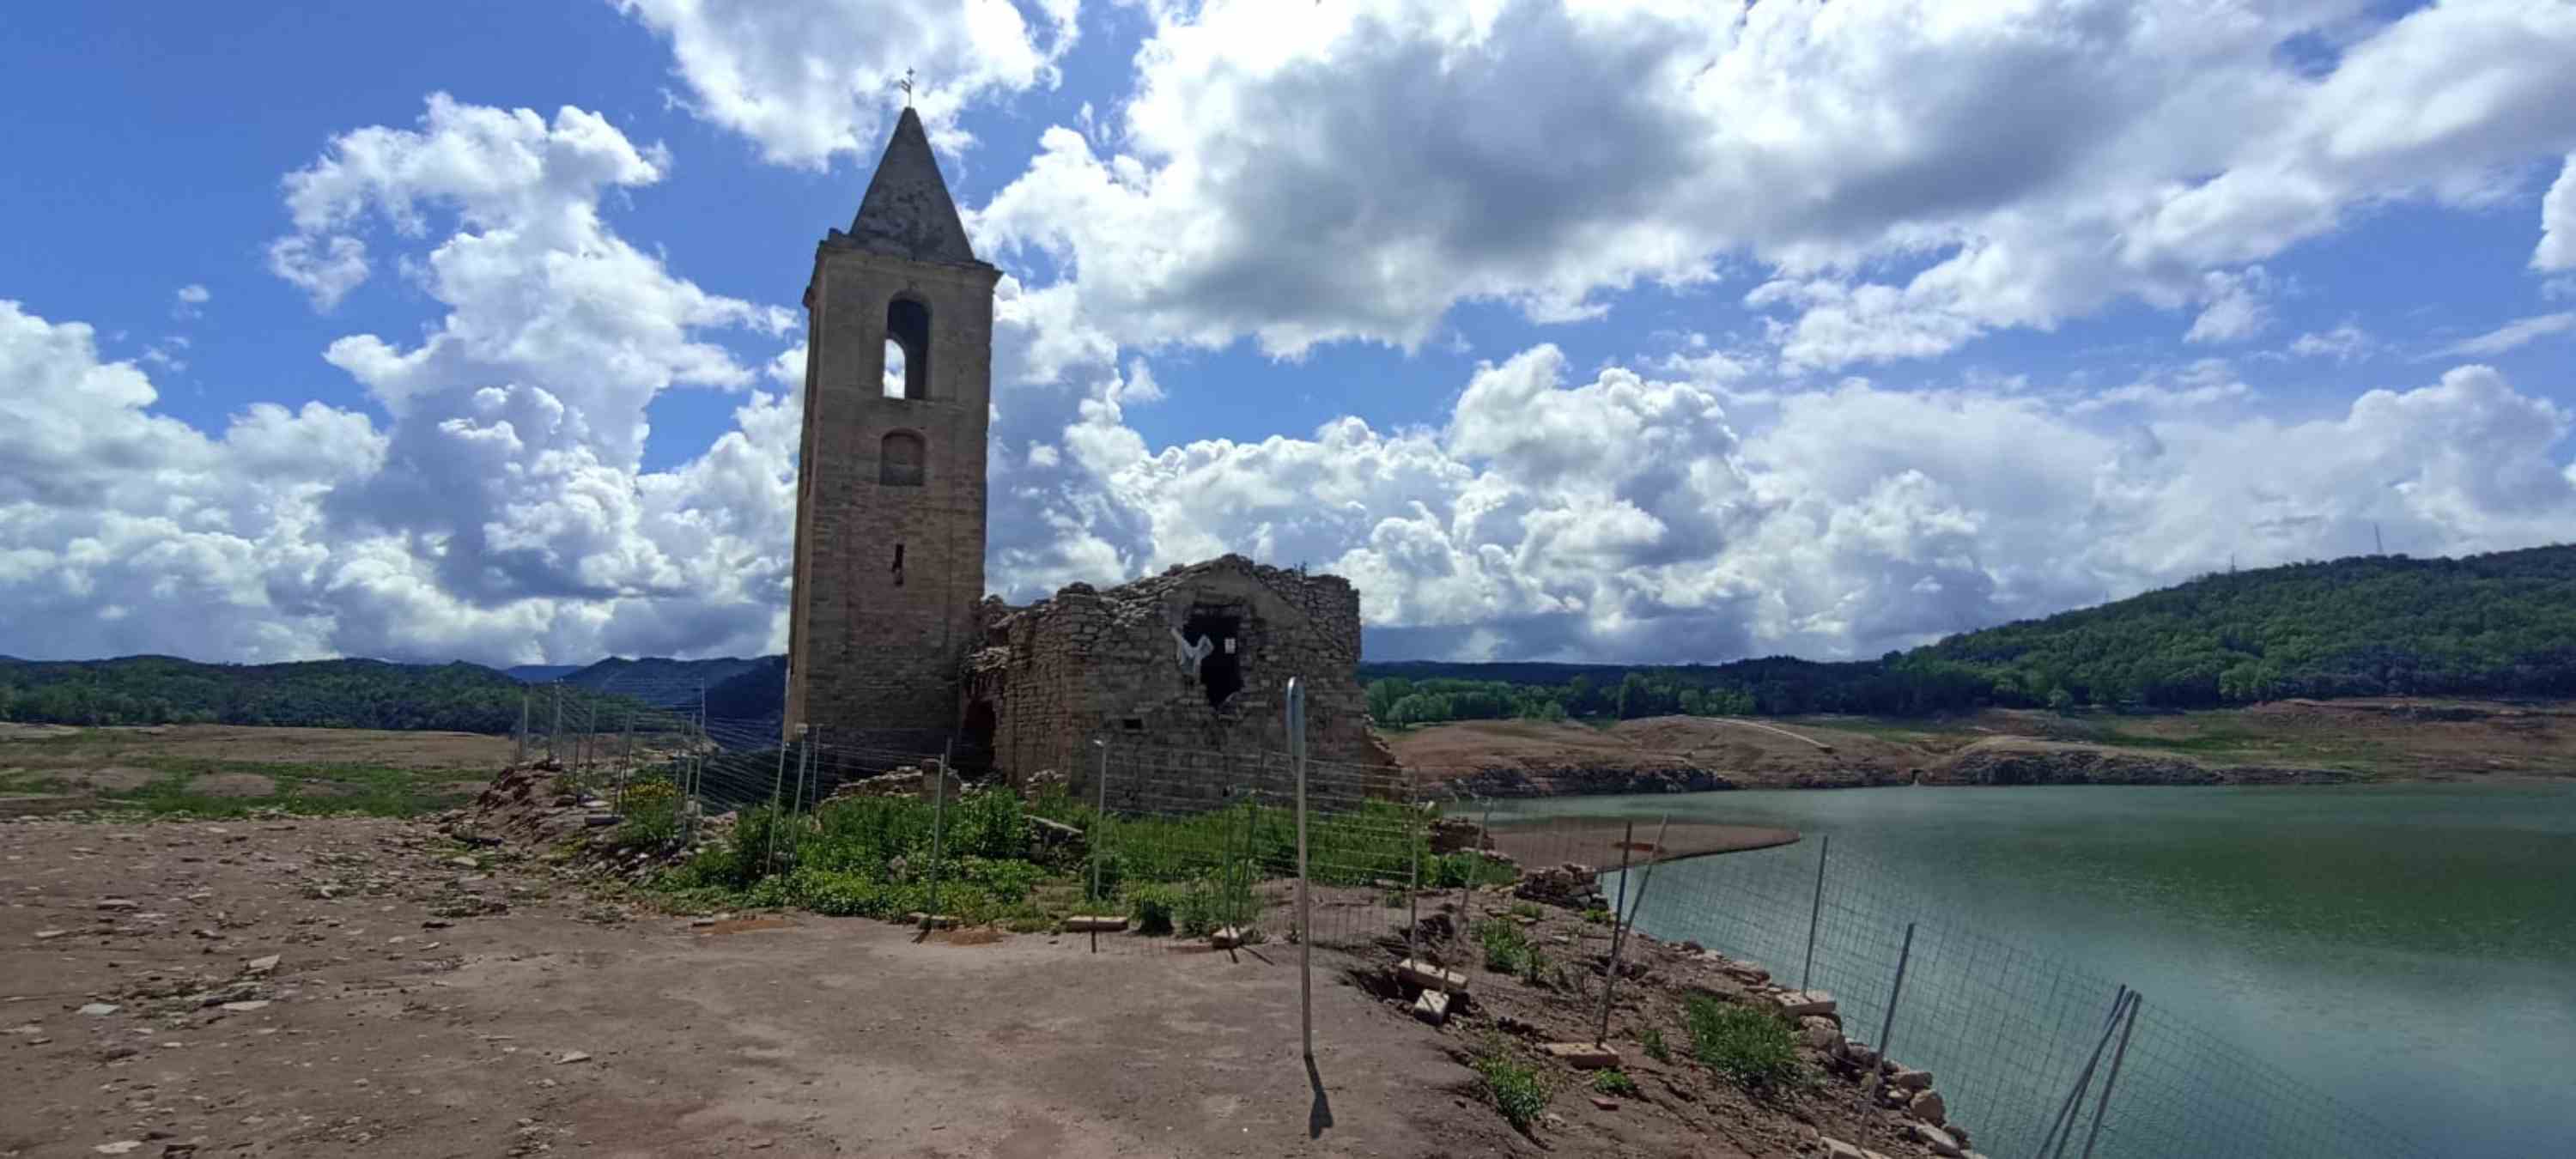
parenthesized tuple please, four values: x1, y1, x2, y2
(967, 555, 1386, 807)
(783, 234, 1001, 755)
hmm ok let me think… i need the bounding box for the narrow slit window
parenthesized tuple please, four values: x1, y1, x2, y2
(890, 543, 905, 586)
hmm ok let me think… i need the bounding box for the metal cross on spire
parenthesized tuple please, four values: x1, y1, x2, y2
(896, 68, 914, 107)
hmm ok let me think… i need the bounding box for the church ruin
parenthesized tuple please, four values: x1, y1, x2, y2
(783, 108, 1382, 776)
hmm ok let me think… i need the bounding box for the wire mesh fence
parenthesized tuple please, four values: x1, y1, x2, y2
(1492, 816, 2437, 1159)
(496, 683, 2429, 1159)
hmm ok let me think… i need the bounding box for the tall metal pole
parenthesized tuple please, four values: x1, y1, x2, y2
(514, 692, 529, 765)
(2039, 986, 2133, 1156)
(1289, 677, 1312, 1060)
(766, 725, 797, 875)
(550, 683, 564, 764)
(1404, 768, 1421, 968)
(1874, 921, 1917, 1072)
(2076, 992, 2142, 1159)
(1607, 820, 1637, 941)
(1596, 815, 1668, 1046)
(1801, 834, 1829, 994)
(924, 738, 951, 930)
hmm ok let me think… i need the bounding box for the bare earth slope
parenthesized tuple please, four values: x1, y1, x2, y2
(3, 816, 1974, 1159)
(1390, 699, 2576, 795)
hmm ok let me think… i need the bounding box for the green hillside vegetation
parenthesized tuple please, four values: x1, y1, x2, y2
(0, 655, 647, 732)
(1364, 545, 2576, 726)
(9, 546, 2570, 733)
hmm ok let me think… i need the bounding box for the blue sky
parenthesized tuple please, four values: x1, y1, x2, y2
(3, 0, 2573, 668)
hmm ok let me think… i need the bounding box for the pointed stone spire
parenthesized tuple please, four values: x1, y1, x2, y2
(838, 106, 980, 265)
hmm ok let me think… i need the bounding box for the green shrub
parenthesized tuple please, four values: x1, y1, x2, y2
(1641, 1027, 1670, 1063)
(1591, 1068, 1640, 1097)
(959, 856, 1047, 903)
(1431, 851, 1517, 889)
(1128, 883, 1186, 934)
(1475, 919, 1531, 974)
(1508, 901, 1545, 920)
(948, 787, 1029, 860)
(1684, 996, 1805, 1089)
(1175, 872, 1261, 938)
(611, 779, 682, 850)
(1471, 1043, 1551, 1132)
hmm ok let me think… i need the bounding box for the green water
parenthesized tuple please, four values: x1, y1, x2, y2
(1498, 784, 2576, 1157)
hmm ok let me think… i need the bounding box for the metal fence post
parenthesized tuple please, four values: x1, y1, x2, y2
(1801, 834, 1828, 994)
(1453, 787, 1476, 932)
(924, 738, 951, 930)
(1089, 737, 1109, 951)
(2077, 992, 2142, 1159)
(1607, 819, 1637, 931)
(550, 683, 563, 764)
(1240, 784, 1258, 928)
(766, 725, 798, 875)
(1596, 815, 1668, 1046)
(1404, 768, 1420, 968)
(1874, 921, 1917, 1071)
(1288, 677, 1312, 1060)
(2038, 986, 2133, 1157)
(514, 692, 529, 765)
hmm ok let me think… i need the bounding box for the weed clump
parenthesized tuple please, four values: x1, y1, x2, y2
(1471, 1041, 1552, 1132)
(1641, 1026, 1670, 1063)
(1591, 1068, 1640, 1097)
(1474, 919, 1533, 974)
(1683, 996, 1807, 1089)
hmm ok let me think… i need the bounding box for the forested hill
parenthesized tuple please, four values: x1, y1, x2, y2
(1359, 544, 2576, 725)
(0, 655, 646, 733)
(1920, 544, 2576, 706)
(7, 546, 2571, 732)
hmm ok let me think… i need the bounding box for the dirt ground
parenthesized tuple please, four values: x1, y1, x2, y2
(0, 810, 1969, 1159)
(0, 725, 513, 771)
(1389, 698, 2576, 790)
(0, 726, 509, 819)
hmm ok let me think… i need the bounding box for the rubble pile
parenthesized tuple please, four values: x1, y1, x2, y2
(440, 762, 728, 883)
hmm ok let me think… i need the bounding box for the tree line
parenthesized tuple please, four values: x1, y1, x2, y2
(0, 655, 646, 733)
(1363, 545, 2576, 725)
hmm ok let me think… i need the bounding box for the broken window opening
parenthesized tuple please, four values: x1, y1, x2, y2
(1182, 609, 1245, 709)
(890, 543, 905, 586)
(1121, 717, 1145, 732)
(884, 296, 931, 399)
(879, 430, 925, 487)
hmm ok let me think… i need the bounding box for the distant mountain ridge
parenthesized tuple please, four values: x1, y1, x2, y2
(4, 545, 2569, 731)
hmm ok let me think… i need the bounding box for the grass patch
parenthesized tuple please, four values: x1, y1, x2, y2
(655, 786, 1425, 937)
(1508, 901, 1546, 920)
(1591, 1068, 1640, 1097)
(1475, 918, 1533, 974)
(1471, 1041, 1552, 1132)
(18, 756, 485, 818)
(1683, 996, 1806, 1089)
(1641, 1027, 1670, 1063)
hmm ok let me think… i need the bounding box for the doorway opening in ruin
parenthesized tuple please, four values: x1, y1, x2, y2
(1183, 607, 1243, 709)
(960, 698, 996, 774)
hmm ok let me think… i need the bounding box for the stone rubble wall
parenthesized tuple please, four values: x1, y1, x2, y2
(968, 554, 1385, 805)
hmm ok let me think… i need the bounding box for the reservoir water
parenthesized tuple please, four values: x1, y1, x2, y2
(1495, 783, 2576, 1157)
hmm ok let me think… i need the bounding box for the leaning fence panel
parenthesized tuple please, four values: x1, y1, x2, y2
(1599, 836, 2427, 1159)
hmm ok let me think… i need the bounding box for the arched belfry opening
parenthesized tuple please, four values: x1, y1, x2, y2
(885, 296, 930, 399)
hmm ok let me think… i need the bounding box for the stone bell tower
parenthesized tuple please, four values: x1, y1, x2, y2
(783, 106, 1001, 751)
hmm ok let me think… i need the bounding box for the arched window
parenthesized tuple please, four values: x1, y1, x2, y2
(879, 430, 926, 487)
(884, 296, 930, 399)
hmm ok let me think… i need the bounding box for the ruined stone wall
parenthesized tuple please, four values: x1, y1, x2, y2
(968, 555, 1384, 804)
